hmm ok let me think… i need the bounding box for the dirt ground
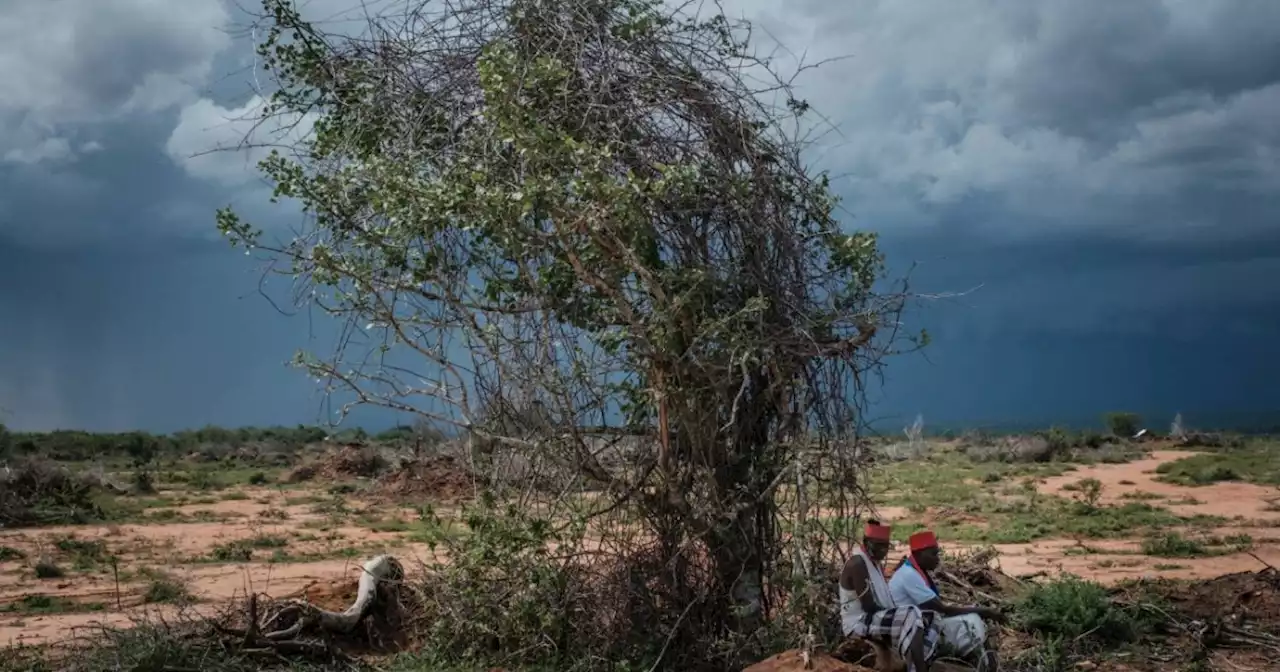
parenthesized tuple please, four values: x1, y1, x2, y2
(0, 485, 446, 646)
(1017, 450, 1280, 582)
(3, 449, 1278, 647)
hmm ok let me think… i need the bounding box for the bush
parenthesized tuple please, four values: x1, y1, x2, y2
(187, 470, 224, 491)
(246, 471, 269, 486)
(144, 577, 192, 604)
(1104, 412, 1142, 438)
(416, 502, 600, 668)
(132, 470, 155, 494)
(1142, 533, 1208, 558)
(1015, 575, 1154, 645)
(34, 559, 65, 579)
(209, 542, 253, 563)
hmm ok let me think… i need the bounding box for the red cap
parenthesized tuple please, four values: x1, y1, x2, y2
(909, 530, 938, 552)
(864, 520, 892, 542)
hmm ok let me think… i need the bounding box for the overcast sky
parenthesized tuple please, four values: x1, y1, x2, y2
(2, 0, 1278, 433)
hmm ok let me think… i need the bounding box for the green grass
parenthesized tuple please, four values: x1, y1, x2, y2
(0, 546, 26, 562)
(1118, 491, 1164, 501)
(54, 537, 108, 569)
(866, 452, 1074, 508)
(172, 467, 285, 492)
(1141, 531, 1253, 558)
(248, 534, 289, 548)
(822, 450, 1235, 545)
(283, 494, 327, 506)
(1154, 446, 1280, 486)
(834, 478, 1222, 546)
(0, 594, 105, 615)
(364, 517, 410, 533)
(140, 508, 187, 522)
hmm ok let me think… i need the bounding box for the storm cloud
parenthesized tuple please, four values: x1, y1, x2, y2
(1, 0, 1278, 431)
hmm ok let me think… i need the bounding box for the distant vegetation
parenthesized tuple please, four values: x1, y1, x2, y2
(0, 422, 446, 465)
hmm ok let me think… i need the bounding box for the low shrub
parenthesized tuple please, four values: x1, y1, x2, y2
(1015, 575, 1156, 645)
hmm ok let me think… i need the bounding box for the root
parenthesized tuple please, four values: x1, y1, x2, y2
(219, 554, 407, 661)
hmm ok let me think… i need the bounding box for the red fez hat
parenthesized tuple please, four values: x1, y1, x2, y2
(864, 519, 892, 541)
(909, 530, 938, 552)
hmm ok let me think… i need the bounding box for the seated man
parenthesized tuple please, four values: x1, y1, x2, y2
(839, 519, 939, 672)
(889, 530, 1005, 671)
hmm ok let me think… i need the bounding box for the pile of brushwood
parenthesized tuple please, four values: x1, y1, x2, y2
(0, 459, 110, 527)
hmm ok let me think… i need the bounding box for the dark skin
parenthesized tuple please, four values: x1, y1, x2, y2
(912, 546, 1007, 623)
(841, 537, 929, 672)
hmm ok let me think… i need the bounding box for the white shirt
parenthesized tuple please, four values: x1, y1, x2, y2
(889, 559, 939, 607)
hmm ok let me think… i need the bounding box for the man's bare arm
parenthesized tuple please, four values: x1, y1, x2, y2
(919, 596, 1004, 622)
(841, 559, 881, 613)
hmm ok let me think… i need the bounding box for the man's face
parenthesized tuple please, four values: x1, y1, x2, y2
(865, 538, 890, 563)
(916, 546, 942, 571)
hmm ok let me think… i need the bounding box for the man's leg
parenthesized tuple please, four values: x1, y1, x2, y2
(905, 627, 929, 672)
(978, 649, 999, 672)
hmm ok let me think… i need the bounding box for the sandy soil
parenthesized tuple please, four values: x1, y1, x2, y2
(0, 485, 446, 646)
(1003, 450, 1280, 583)
(1040, 450, 1280, 522)
(991, 538, 1280, 582)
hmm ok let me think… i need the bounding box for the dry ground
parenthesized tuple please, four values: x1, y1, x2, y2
(3, 445, 1279, 651)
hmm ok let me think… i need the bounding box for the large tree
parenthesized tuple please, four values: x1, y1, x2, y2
(221, 0, 915, 658)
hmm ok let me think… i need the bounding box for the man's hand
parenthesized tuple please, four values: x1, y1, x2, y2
(977, 606, 1007, 623)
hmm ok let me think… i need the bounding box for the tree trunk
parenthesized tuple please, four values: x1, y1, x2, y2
(710, 499, 768, 633)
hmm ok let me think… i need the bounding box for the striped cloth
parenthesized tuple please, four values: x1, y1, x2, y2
(847, 605, 941, 672)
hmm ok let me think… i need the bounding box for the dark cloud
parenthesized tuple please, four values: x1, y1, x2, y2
(0, 115, 228, 247)
(1, 0, 1278, 431)
(726, 0, 1280, 247)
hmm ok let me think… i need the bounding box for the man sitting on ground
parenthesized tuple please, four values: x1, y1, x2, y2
(889, 530, 1005, 671)
(839, 519, 939, 672)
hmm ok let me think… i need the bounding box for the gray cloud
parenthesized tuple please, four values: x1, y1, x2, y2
(0, 0, 235, 246)
(0, 0, 230, 163)
(719, 0, 1280, 241)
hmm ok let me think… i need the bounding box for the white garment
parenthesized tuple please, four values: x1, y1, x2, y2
(889, 560, 988, 658)
(937, 612, 988, 658)
(838, 546, 895, 636)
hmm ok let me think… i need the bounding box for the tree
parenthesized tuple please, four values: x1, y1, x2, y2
(1104, 412, 1142, 438)
(123, 432, 159, 468)
(219, 0, 916, 660)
